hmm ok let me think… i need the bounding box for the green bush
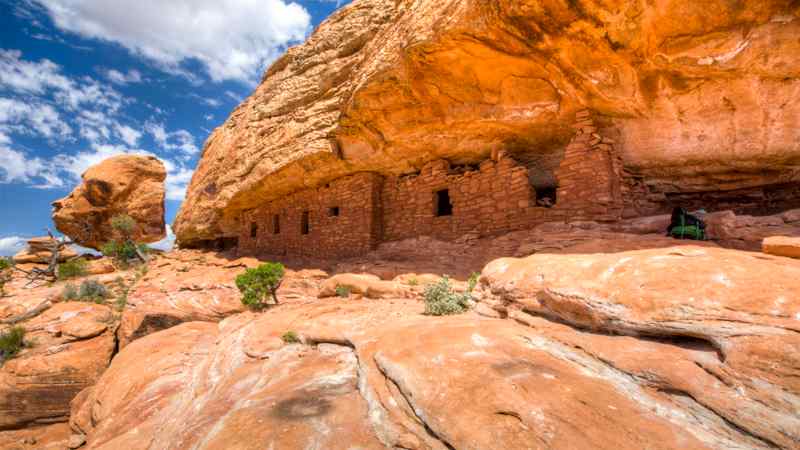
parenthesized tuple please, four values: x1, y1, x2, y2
(407, 276, 419, 286)
(0, 258, 11, 297)
(62, 280, 109, 303)
(57, 258, 88, 280)
(110, 214, 136, 236)
(281, 331, 301, 344)
(0, 326, 26, 361)
(467, 272, 480, 292)
(235, 262, 285, 309)
(0, 258, 12, 271)
(423, 276, 472, 316)
(335, 284, 352, 298)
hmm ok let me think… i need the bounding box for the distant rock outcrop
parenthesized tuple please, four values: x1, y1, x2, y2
(174, 0, 800, 246)
(52, 155, 166, 250)
(12, 237, 78, 264)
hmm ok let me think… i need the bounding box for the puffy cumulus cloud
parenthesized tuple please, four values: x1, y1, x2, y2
(0, 145, 47, 184)
(0, 236, 27, 257)
(30, 0, 311, 83)
(0, 49, 71, 94)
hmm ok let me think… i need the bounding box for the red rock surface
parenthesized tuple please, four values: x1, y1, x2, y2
(66, 244, 799, 449)
(52, 155, 166, 250)
(0, 303, 115, 430)
(763, 236, 800, 259)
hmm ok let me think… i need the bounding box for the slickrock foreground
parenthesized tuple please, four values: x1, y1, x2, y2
(52, 155, 166, 250)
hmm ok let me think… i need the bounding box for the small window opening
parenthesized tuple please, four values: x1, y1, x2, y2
(273, 215, 280, 234)
(301, 211, 310, 235)
(329, 206, 340, 217)
(435, 189, 453, 217)
(535, 186, 557, 208)
(250, 222, 258, 239)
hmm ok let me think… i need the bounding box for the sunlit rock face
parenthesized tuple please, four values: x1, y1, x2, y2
(53, 155, 166, 250)
(174, 0, 800, 245)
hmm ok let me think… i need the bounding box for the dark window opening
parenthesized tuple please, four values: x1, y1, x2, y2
(301, 211, 310, 235)
(435, 189, 453, 217)
(273, 215, 280, 234)
(329, 206, 340, 217)
(536, 186, 557, 208)
(250, 222, 258, 238)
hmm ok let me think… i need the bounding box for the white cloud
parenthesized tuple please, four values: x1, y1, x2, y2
(204, 114, 214, 121)
(149, 224, 176, 251)
(145, 122, 198, 157)
(31, 0, 311, 83)
(0, 49, 72, 94)
(0, 145, 47, 184)
(0, 236, 27, 257)
(115, 123, 141, 146)
(0, 98, 72, 139)
(104, 68, 142, 85)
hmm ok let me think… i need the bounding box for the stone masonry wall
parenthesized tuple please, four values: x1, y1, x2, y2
(238, 173, 383, 258)
(382, 155, 536, 242)
(554, 109, 624, 222)
(238, 111, 626, 258)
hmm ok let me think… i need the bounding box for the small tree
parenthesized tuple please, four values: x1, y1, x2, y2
(102, 214, 148, 266)
(236, 262, 285, 309)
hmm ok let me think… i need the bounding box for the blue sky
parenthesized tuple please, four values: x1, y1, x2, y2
(0, 0, 349, 255)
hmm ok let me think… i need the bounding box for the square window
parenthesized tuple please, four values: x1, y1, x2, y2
(329, 206, 340, 217)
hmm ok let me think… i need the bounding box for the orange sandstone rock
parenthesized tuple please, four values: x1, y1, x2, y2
(52, 155, 166, 250)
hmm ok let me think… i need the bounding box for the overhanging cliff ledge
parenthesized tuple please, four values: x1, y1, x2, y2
(174, 0, 800, 249)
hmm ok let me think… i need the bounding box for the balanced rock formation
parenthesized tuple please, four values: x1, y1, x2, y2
(66, 245, 800, 449)
(52, 155, 166, 250)
(175, 0, 800, 247)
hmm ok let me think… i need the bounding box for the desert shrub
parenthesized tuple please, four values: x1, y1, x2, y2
(62, 280, 109, 303)
(407, 276, 418, 286)
(423, 276, 472, 316)
(235, 262, 285, 309)
(57, 258, 88, 280)
(335, 284, 352, 298)
(110, 214, 136, 237)
(62, 283, 79, 300)
(281, 331, 301, 344)
(0, 258, 11, 271)
(0, 326, 26, 361)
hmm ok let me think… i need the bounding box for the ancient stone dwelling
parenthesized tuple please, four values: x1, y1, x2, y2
(238, 111, 626, 258)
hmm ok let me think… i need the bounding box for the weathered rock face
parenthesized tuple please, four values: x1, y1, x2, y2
(0, 303, 115, 430)
(53, 155, 166, 250)
(175, 0, 800, 245)
(69, 245, 800, 449)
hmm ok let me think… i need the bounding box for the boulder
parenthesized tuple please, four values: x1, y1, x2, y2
(174, 0, 800, 245)
(763, 236, 800, 259)
(52, 155, 166, 250)
(318, 273, 412, 299)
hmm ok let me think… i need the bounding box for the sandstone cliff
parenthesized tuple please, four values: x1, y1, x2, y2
(175, 0, 800, 246)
